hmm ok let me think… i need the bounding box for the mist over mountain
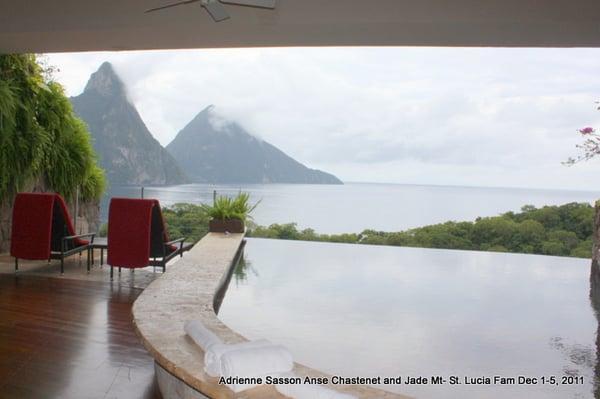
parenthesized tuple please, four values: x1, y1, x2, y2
(166, 106, 342, 184)
(70, 62, 341, 185)
(70, 62, 187, 185)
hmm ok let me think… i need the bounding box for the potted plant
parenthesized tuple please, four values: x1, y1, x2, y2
(203, 192, 258, 233)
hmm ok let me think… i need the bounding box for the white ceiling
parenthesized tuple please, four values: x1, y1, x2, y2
(1, 0, 600, 53)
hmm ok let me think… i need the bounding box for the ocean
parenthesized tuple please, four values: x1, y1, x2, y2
(101, 183, 600, 234)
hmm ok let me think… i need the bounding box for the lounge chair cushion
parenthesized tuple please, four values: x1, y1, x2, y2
(11, 192, 89, 259)
(10, 193, 55, 260)
(54, 194, 89, 247)
(149, 202, 177, 257)
(107, 198, 155, 268)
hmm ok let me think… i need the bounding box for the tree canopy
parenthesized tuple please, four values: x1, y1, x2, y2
(247, 202, 595, 259)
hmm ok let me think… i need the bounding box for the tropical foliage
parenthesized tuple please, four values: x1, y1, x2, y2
(564, 126, 600, 165)
(201, 192, 259, 222)
(99, 201, 240, 243)
(162, 203, 211, 243)
(247, 202, 595, 259)
(152, 201, 595, 258)
(0, 54, 105, 202)
(564, 99, 600, 165)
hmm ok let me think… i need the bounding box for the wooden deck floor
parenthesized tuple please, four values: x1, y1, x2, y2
(0, 273, 162, 399)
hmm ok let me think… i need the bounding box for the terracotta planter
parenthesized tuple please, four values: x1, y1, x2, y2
(209, 219, 245, 233)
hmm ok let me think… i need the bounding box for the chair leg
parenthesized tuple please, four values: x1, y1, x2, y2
(118, 267, 121, 274)
(60, 256, 64, 275)
(110, 266, 113, 280)
(14, 258, 18, 273)
(87, 249, 91, 273)
(101, 249, 104, 266)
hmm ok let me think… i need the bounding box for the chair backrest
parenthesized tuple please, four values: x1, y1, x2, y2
(107, 198, 158, 269)
(50, 194, 84, 251)
(149, 205, 171, 258)
(50, 201, 69, 252)
(10, 193, 56, 260)
(10, 192, 81, 259)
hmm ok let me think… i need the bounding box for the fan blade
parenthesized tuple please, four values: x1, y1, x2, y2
(219, 0, 276, 9)
(145, 0, 201, 13)
(202, 0, 230, 21)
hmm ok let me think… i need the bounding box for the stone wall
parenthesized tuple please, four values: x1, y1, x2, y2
(0, 178, 100, 254)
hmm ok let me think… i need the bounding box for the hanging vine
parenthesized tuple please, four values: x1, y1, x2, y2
(0, 54, 106, 202)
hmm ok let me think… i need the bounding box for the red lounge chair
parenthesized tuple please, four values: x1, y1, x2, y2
(10, 193, 95, 274)
(106, 198, 192, 280)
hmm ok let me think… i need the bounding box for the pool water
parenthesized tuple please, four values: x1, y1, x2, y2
(217, 238, 597, 399)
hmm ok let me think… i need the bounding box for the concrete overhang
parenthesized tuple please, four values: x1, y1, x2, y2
(1, 0, 600, 53)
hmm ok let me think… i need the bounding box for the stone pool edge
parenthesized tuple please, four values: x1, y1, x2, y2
(132, 232, 411, 399)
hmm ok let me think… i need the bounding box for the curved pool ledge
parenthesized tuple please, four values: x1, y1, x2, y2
(132, 232, 410, 399)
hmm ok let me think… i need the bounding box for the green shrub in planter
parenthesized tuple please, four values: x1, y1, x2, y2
(202, 192, 259, 233)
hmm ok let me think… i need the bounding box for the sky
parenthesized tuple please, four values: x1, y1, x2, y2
(45, 47, 600, 191)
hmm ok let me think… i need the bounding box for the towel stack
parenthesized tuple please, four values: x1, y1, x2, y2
(184, 320, 222, 350)
(204, 339, 274, 377)
(184, 320, 357, 398)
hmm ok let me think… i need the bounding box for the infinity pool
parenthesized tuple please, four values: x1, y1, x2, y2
(217, 238, 597, 399)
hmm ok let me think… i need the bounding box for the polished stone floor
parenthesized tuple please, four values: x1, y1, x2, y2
(0, 273, 162, 399)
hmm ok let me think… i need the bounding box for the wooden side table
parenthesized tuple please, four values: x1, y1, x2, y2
(90, 237, 108, 266)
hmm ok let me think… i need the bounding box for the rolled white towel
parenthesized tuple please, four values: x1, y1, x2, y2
(276, 373, 358, 399)
(221, 345, 294, 392)
(204, 339, 272, 377)
(184, 320, 222, 351)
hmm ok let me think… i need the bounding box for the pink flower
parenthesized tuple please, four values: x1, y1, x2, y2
(579, 127, 595, 135)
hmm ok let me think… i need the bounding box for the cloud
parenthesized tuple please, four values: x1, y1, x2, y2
(46, 47, 600, 190)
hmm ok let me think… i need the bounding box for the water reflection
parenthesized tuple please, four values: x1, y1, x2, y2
(219, 238, 597, 399)
(548, 336, 594, 378)
(233, 255, 258, 285)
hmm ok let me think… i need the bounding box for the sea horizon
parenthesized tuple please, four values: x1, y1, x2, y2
(108, 180, 600, 195)
(101, 182, 600, 234)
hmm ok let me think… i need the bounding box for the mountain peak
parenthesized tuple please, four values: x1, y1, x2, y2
(188, 104, 229, 132)
(197, 104, 216, 118)
(166, 107, 343, 185)
(71, 63, 187, 185)
(84, 62, 125, 97)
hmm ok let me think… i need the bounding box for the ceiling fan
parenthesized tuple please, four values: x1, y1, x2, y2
(145, 0, 276, 22)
